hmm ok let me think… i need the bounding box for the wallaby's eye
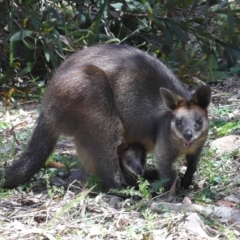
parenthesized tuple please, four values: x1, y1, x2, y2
(175, 119, 182, 125)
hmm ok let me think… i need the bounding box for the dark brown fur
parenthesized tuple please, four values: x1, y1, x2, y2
(0, 44, 211, 191)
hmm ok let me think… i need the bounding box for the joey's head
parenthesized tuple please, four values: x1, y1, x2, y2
(117, 143, 146, 181)
(160, 85, 211, 148)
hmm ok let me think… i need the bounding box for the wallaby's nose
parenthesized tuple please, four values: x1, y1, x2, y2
(183, 129, 193, 141)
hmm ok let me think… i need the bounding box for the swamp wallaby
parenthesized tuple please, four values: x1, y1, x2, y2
(0, 44, 211, 191)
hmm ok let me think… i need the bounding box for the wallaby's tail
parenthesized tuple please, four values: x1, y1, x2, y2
(0, 113, 59, 188)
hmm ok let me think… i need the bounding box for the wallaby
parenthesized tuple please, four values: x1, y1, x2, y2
(117, 142, 159, 187)
(0, 44, 211, 191)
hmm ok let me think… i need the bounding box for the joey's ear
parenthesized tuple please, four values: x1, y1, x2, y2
(192, 85, 211, 109)
(117, 143, 129, 158)
(160, 88, 185, 110)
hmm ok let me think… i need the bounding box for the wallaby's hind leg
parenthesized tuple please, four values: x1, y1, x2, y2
(0, 113, 59, 187)
(48, 65, 125, 192)
(74, 120, 123, 192)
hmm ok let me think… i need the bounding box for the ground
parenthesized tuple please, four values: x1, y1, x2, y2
(0, 79, 240, 240)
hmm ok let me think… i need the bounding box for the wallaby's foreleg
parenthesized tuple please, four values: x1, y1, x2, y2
(0, 113, 59, 187)
(181, 147, 203, 189)
(155, 143, 178, 190)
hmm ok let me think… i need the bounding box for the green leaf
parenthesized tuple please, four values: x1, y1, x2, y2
(53, 29, 63, 55)
(18, 62, 33, 75)
(67, 29, 90, 37)
(191, 54, 207, 69)
(139, 0, 153, 21)
(104, 38, 120, 44)
(216, 39, 240, 61)
(20, 8, 41, 30)
(152, 18, 173, 44)
(42, 18, 58, 28)
(166, 22, 188, 42)
(88, 0, 109, 45)
(10, 30, 33, 42)
(98, 33, 112, 41)
(230, 66, 240, 74)
(30, 14, 41, 30)
(227, 2, 234, 39)
(22, 39, 36, 50)
(110, 3, 123, 10)
(43, 45, 50, 62)
(182, 51, 196, 69)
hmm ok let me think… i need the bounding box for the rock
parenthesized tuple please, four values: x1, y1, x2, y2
(108, 195, 122, 207)
(181, 213, 210, 239)
(224, 194, 240, 204)
(210, 135, 240, 155)
(202, 205, 240, 224)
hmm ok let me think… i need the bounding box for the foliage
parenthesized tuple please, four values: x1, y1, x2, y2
(0, 0, 240, 101)
(194, 148, 238, 203)
(110, 176, 151, 198)
(209, 104, 240, 137)
(110, 175, 166, 199)
(210, 119, 240, 136)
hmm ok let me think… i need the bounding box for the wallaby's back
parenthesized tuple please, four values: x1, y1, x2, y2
(46, 45, 191, 149)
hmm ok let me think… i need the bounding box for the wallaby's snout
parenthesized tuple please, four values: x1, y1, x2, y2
(183, 129, 193, 141)
(183, 129, 193, 148)
(135, 165, 143, 176)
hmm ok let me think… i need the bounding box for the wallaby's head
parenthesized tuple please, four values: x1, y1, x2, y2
(160, 85, 211, 148)
(117, 143, 146, 181)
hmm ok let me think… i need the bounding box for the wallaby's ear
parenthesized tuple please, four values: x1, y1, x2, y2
(192, 85, 211, 109)
(117, 143, 129, 158)
(160, 88, 185, 110)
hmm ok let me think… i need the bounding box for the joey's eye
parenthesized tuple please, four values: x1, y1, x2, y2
(196, 119, 202, 125)
(126, 159, 133, 166)
(175, 119, 182, 125)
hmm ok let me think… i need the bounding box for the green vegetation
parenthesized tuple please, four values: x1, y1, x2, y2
(1, 0, 240, 102)
(210, 105, 240, 137)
